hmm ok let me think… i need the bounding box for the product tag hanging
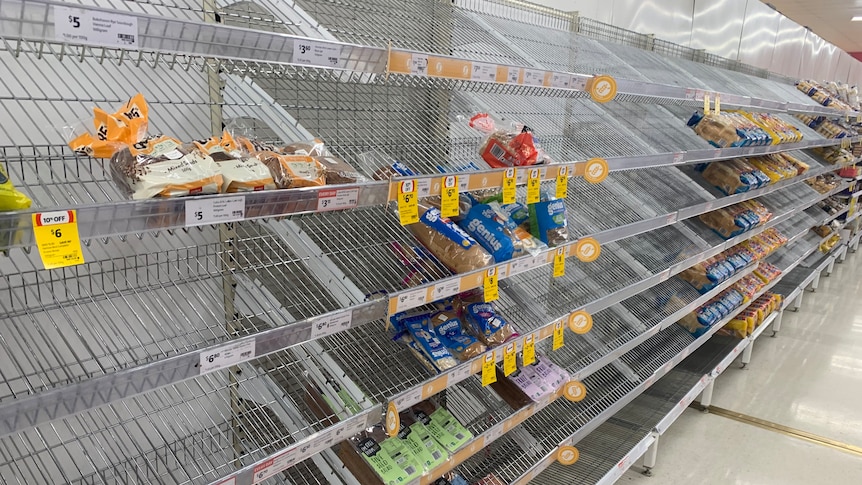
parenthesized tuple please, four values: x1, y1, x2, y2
(440, 175, 459, 218)
(32, 210, 85, 269)
(523, 334, 536, 366)
(483, 267, 499, 302)
(481, 352, 497, 386)
(526, 168, 541, 204)
(397, 179, 419, 225)
(553, 247, 566, 278)
(503, 341, 517, 376)
(555, 165, 569, 199)
(704, 93, 711, 115)
(714, 93, 721, 114)
(552, 320, 564, 350)
(502, 167, 516, 204)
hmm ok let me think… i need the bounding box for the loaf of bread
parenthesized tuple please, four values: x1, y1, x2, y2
(407, 203, 493, 274)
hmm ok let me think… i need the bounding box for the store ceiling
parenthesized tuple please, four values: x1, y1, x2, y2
(766, 0, 862, 53)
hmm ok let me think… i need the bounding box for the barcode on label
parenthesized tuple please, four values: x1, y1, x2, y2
(490, 144, 506, 160)
(411, 54, 428, 76)
(117, 33, 135, 45)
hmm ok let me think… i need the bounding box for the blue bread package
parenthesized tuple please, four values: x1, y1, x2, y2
(464, 302, 518, 346)
(529, 198, 568, 246)
(393, 313, 459, 371)
(431, 311, 487, 360)
(459, 204, 518, 262)
(406, 203, 493, 274)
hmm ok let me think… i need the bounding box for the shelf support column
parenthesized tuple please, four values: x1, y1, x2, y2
(642, 435, 660, 476)
(700, 380, 715, 411)
(772, 310, 783, 337)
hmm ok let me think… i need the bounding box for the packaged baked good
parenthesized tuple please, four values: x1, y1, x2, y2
(529, 197, 569, 246)
(411, 402, 473, 453)
(701, 160, 760, 195)
(379, 434, 424, 482)
(407, 203, 493, 274)
(464, 302, 518, 346)
(431, 310, 487, 361)
(0, 164, 31, 211)
(279, 138, 367, 185)
(194, 132, 276, 193)
(396, 412, 449, 472)
(508, 367, 553, 401)
(110, 135, 223, 199)
(459, 203, 545, 262)
(255, 150, 325, 188)
(468, 113, 547, 168)
(395, 313, 459, 371)
(352, 428, 417, 485)
(66, 93, 149, 158)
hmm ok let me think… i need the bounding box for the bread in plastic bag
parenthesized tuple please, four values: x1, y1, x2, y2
(256, 151, 325, 188)
(194, 132, 275, 193)
(407, 203, 493, 274)
(431, 310, 487, 360)
(111, 135, 223, 199)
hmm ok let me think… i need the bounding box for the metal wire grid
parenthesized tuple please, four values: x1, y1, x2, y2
(455, 0, 575, 32)
(456, 324, 698, 483)
(574, 17, 654, 54)
(292, 0, 455, 53)
(536, 334, 742, 484)
(595, 39, 710, 90)
(0, 344, 354, 484)
(0, 221, 343, 404)
(596, 102, 711, 154)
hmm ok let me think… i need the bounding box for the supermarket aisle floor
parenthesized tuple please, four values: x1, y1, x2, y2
(621, 249, 862, 484)
(620, 408, 862, 485)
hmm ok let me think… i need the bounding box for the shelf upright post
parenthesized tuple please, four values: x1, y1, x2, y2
(202, 0, 243, 468)
(699, 380, 715, 410)
(641, 435, 659, 476)
(772, 310, 784, 336)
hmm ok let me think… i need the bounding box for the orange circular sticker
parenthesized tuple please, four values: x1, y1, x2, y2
(584, 157, 609, 184)
(558, 445, 580, 465)
(589, 75, 617, 103)
(385, 402, 400, 437)
(568, 311, 593, 334)
(575, 237, 601, 263)
(564, 381, 587, 402)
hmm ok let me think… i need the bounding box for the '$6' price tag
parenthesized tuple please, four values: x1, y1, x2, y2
(32, 210, 85, 270)
(398, 180, 419, 225)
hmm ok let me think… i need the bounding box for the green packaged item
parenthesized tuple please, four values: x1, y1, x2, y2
(397, 413, 449, 472)
(413, 405, 473, 453)
(380, 436, 424, 482)
(356, 436, 412, 485)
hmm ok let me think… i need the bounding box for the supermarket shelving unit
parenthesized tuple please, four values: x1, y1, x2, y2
(1, 0, 861, 484)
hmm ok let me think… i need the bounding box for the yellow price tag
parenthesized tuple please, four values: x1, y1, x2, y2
(483, 267, 499, 302)
(552, 320, 564, 350)
(502, 167, 516, 204)
(555, 165, 569, 199)
(481, 352, 497, 386)
(32, 210, 85, 270)
(856, 115, 861, 123)
(503, 341, 517, 376)
(440, 175, 459, 218)
(704, 92, 711, 115)
(553, 247, 565, 278)
(397, 180, 419, 225)
(523, 334, 536, 366)
(526, 168, 541, 204)
(714, 93, 721, 114)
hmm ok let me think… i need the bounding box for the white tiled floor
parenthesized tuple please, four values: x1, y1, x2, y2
(621, 248, 862, 484)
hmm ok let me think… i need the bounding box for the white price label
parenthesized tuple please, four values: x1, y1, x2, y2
(432, 279, 461, 300)
(292, 38, 343, 68)
(214, 478, 236, 485)
(450, 363, 473, 383)
(507, 67, 521, 84)
(394, 287, 427, 312)
(571, 77, 588, 91)
(509, 255, 545, 276)
(471, 62, 497, 82)
(310, 310, 352, 339)
(550, 73, 571, 89)
(185, 196, 245, 226)
(394, 387, 423, 410)
(317, 188, 359, 211)
(200, 339, 256, 375)
(457, 174, 470, 191)
(523, 69, 545, 86)
(410, 53, 429, 76)
(54, 6, 139, 48)
(485, 423, 505, 444)
(672, 152, 684, 164)
(252, 448, 297, 484)
(417, 178, 432, 197)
